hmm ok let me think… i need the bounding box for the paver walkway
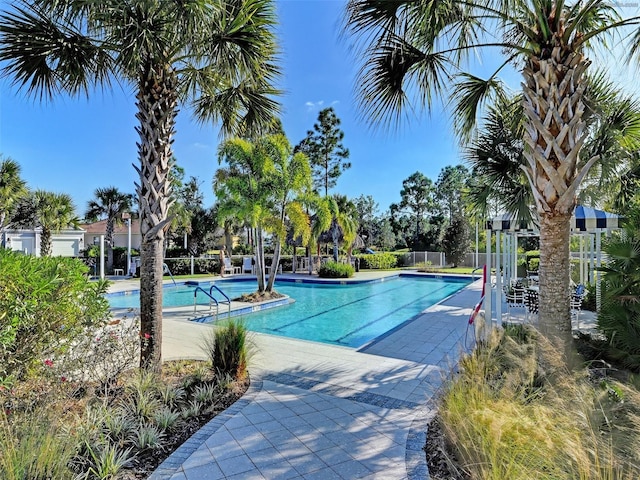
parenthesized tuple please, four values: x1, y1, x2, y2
(138, 274, 484, 479)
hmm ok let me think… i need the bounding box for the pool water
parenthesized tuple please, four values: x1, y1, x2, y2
(108, 276, 469, 347)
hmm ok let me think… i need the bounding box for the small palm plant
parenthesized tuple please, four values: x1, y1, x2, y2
(597, 209, 640, 369)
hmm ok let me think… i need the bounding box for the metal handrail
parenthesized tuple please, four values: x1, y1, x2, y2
(209, 285, 231, 318)
(193, 286, 220, 319)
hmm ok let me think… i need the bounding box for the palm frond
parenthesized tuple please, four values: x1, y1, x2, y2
(0, 3, 113, 99)
(450, 71, 507, 142)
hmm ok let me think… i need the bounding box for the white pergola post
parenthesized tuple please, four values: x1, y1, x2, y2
(496, 230, 502, 327)
(596, 230, 602, 311)
(589, 234, 595, 284)
(484, 229, 492, 327)
(475, 222, 479, 269)
(579, 235, 584, 285)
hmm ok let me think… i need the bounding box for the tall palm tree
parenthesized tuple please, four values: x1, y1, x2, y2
(85, 187, 133, 273)
(344, 0, 640, 336)
(0, 156, 28, 233)
(0, 0, 280, 371)
(216, 137, 272, 293)
(33, 190, 79, 257)
(467, 77, 640, 219)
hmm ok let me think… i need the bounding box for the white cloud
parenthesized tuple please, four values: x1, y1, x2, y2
(305, 100, 325, 112)
(192, 142, 210, 149)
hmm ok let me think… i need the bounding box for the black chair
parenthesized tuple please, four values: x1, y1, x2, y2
(525, 289, 539, 315)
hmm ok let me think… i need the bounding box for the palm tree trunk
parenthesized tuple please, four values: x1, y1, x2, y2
(521, 49, 594, 350)
(332, 221, 340, 262)
(538, 213, 571, 335)
(40, 227, 51, 257)
(135, 63, 178, 372)
(139, 235, 164, 370)
(255, 227, 266, 292)
(106, 218, 115, 273)
(267, 238, 281, 292)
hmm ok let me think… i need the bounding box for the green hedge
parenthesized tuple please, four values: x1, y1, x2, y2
(358, 253, 398, 269)
(0, 248, 110, 385)
(318, 261, 354, 278)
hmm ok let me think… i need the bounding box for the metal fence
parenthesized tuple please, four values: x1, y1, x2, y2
(400, 252, 497, 268)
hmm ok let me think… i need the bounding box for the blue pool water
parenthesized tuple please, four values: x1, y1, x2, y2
(108, 276, 469, 347)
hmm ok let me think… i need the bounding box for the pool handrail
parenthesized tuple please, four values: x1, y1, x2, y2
(471, 266, 483, 283)
(209, 284, 231, 318)
(193, 286, 223, 321)
(163, 262, 177, 286)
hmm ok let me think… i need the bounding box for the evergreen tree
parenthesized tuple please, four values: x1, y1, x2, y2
(296, 107, 350, 196)
(442, 213, 471, 268)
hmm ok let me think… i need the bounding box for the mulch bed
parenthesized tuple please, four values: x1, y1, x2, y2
(424, 416, 470, 480)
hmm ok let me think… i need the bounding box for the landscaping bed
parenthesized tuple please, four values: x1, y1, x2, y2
(424, 324, 640, 479)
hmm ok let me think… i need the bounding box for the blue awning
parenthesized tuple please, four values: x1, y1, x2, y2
(486, 206, 622, 232)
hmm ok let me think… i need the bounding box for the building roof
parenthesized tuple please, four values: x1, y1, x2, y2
(80, 219, 141, 235)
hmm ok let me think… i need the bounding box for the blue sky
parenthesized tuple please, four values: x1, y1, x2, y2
(1, 0, 638, 219)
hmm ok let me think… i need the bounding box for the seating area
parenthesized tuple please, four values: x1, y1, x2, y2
(503, 279, 588, 323)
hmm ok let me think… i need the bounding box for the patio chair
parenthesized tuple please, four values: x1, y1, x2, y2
(525, 288, 539, 316)
(242, 257, 254, 274)
(505, 285, 527, 322)
(571, 285, 587, 321)
(223, 257, 235, 275)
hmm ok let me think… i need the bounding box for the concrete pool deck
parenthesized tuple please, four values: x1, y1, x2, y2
(106, 271, 595, 479)
(107, 270, 479, 480)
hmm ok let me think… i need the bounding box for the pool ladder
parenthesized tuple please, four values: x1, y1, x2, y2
(193, 285, 231, 321)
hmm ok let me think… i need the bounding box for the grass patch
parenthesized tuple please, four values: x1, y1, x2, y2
(437, 325, 640, 479)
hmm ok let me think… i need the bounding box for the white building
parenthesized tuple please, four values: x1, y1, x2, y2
(2, 227, 85, 257)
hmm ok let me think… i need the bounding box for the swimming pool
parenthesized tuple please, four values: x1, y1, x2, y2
(108, 276, 469, 348)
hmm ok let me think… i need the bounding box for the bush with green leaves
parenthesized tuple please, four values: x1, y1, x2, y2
(597, 234, 640, 370)
(318, 261, 355, 278)
(0, 248, 110, 385)
(202, 321, 251, 379)
(358, 253, 397, 270)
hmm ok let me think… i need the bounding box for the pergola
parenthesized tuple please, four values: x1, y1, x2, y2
(483, 206, 622, 326)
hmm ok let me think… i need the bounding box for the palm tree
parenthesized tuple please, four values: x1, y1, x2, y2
(33, 190, 79, 257)
(467, 77, 640, 220)
(344, 0, 640, 336)
(85, 187, 133, 273)
(327, 194, 358, 263)
(215, 134, 312, 294)
(263, 135, 312, 292)
(0, 0, 280, 371)
(0, 156, 28, 233)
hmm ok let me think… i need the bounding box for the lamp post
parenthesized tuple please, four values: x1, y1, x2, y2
(123, 212, 131, 276)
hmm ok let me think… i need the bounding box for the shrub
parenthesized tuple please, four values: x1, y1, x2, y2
(0, 249, 110, 385)
(358, 253, 397, 270)
(201, 321, 251, 379)
(318, 261, 355, 278)
(525, 250, 540, 271)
